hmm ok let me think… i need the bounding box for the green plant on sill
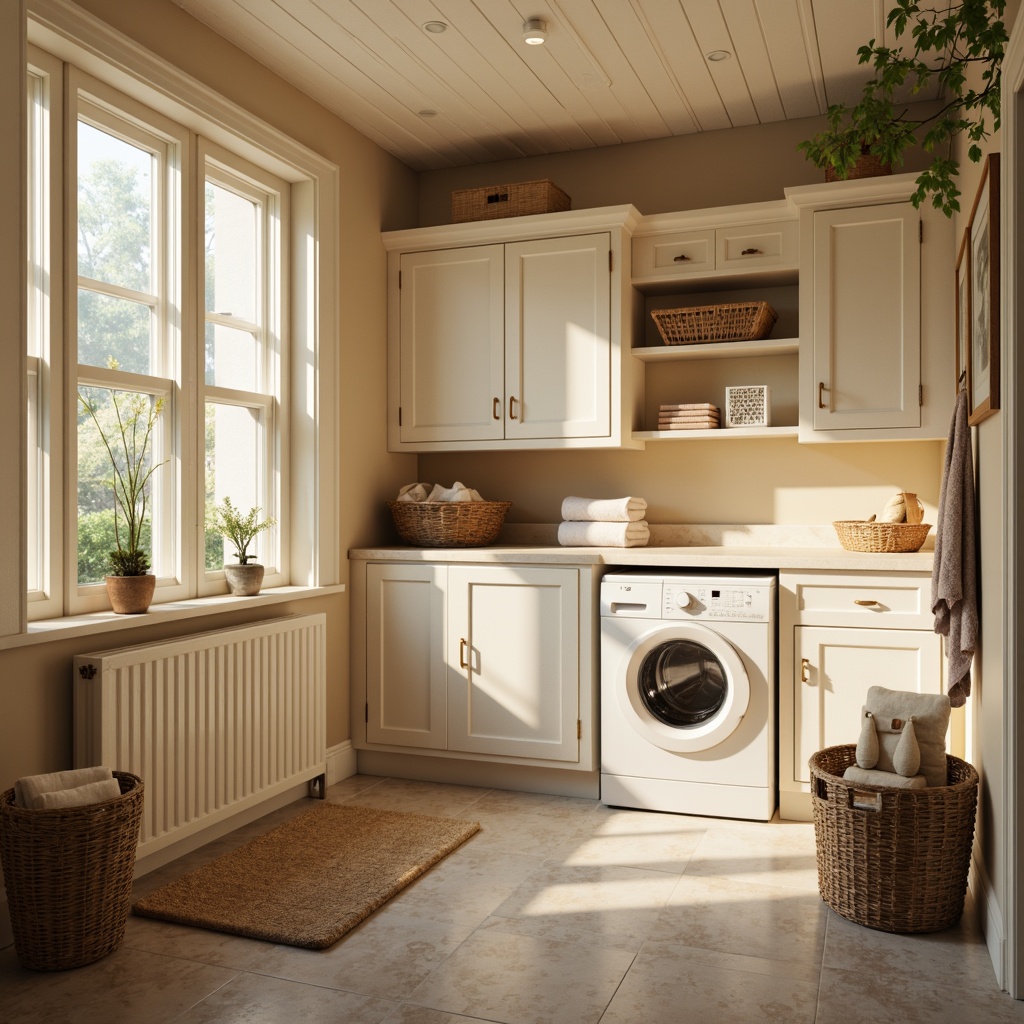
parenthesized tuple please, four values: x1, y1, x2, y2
(798, 0, 1007, 217)
(78, 385, 167, 577)
(207, 497, 276, 565)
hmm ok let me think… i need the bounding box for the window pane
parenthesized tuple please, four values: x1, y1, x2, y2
(78, 387, 159, 584)
(205, 402, 263, 570)
(205, 182, 257, 323)
(78, 121, 152, 293)
(27, 370, 40, 593)
(205, 321, 258, 390)
(78, 288, 153, 374)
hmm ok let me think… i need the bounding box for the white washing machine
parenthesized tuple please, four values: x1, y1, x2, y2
(601, 571, 776, 821)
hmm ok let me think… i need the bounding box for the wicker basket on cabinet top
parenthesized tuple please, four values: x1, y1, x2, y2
(651, 301, 777, 345)
(451, 180, 571, 222)
(388, 501, 512, 547)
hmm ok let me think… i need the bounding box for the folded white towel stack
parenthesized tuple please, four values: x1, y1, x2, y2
(14, 765, 117, 809)
(396, 481, 484, 502)
(558, 495, 650, 547)
(560, 495, 647, 523)
(33, 778, 123, 809)
(558, 520, 650, 548)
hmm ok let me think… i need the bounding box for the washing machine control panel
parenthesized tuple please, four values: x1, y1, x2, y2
(662, 582, 772, 622)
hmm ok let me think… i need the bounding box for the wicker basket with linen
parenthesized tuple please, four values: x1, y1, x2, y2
(388, 501, 512, 547)
(809, 745, 977, 933)
(651, 301, 777, 345)
(451, 179, 570, 222)
(0, 771, 144, 970)
(833, 520, 931, 553)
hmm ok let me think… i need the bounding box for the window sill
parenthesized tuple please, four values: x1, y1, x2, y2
(4, 584, 347, 650)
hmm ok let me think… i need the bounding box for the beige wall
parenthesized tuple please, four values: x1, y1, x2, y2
(0, 0, 418, 798)
(415, 111, 946, 529)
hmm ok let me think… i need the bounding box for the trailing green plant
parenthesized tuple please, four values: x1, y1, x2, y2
(207, 497, 276, 565)
(798, 0, 1007, 217)
(78, 388, 166, 576)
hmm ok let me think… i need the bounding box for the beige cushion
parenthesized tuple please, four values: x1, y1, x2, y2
(859, 686, 950, 787)
(843, 765, 928, 790)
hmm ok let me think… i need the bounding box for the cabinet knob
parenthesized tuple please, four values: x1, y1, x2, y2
(740, 247, 761, 255)
(459, 637, 469, 669)
(509, 396, 519, 420)
(492, 397, 501, 420)
(672, 253, 690, 262)
(818, 381, 830, 409)
(801, 658, 811, 683)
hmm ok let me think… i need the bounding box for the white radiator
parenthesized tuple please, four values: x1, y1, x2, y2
(73, 614, 327, 859)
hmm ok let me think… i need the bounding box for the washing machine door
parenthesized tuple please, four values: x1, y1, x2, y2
(618, 623, 749, 752)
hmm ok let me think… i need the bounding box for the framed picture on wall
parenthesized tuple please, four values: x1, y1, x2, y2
(965, 152, 1000, 425)
(955, 230, 971, 399)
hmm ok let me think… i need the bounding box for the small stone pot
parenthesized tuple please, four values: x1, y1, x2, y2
(105, 574, 156, 614)
(224, 563, 265, 596)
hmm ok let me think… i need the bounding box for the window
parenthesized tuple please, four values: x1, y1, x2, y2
(22, 20, 338, 626)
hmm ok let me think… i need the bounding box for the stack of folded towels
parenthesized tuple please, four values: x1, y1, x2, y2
(14, 766, 121, 809)
(396, 481, 484, 502)
(658, 402, 720, 431)
(558, 496, 650, 547)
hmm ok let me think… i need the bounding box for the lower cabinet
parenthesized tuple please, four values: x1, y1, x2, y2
(779, 570, 953, 820)
(355, 560, 596, 770)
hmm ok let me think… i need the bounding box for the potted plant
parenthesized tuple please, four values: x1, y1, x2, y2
(798, 0, 1007, 217)
(207, 497, 276, 596)
(78, 389, 166, 614)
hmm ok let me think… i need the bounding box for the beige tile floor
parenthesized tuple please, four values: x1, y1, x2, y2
(2, 774, 1023, 1024)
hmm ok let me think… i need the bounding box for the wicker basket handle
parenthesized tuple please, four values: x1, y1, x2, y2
(849, 788, 883, 812)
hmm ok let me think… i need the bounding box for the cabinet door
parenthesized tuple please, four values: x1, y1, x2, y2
(811, 203, 920, 430)
(447, 566, 580, 761)
(398, 245, 505, 442)
(504, 234, 611, 440)
(365, 563, 447, 749)
(793, 625, 943, 784)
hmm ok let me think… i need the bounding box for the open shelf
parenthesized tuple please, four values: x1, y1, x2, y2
(633, 425, 799, 441)
(633, 337, 799, 362)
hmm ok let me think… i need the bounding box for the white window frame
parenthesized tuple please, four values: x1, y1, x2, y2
(16, 1, 339, 632)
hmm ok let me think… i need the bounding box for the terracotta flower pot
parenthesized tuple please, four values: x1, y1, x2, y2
(105, 574, 156, 614)
(224, 563, 265, 596)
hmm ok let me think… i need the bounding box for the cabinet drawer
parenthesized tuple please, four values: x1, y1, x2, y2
(632, 229, 715, 279)
(716, 220, 798, 271)
(786, 572, 933, 629)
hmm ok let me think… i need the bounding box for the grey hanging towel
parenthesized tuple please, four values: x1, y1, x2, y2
(931, 389, 979, 707)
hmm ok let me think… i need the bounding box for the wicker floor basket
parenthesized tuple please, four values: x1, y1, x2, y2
(833, 520, 932, 553)
(0, 771, 144, 970)
(810, 745, 977, 934)
(651, 301, 777, 345)
(388, 500, 512, 547)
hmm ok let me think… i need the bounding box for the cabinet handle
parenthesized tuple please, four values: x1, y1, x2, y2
(672, 253, 690, 262)
(459, 637, 469, 669)
(509, 396, 518, 420)
(854, 599, 880, 607)
(818, 381, 830, 409)
(740, 247, 761, 255)
(492, 397, 500, 420)
(801, 658, 811, 683)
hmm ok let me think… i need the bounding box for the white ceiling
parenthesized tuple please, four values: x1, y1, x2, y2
(170, 0, 929, 171)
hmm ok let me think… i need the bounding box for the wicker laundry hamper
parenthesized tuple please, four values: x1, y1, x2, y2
(0, 771, 144, 970)
(388, 500, 511, 547)
(809, 745, 977, 933)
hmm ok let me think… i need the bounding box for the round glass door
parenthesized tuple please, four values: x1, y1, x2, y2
(619, 623, 749, 752)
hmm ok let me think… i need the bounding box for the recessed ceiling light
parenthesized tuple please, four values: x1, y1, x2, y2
(706, 49, 731, 62)
(523, 18, 547, 45)
(423, 21, 447, 34)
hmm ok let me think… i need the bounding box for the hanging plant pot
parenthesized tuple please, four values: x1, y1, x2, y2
(105, 574, 156, 614)
(825, 146, 892, 182)
(224, 563, 265, 597)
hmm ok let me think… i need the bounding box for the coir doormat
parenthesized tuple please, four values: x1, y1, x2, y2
(132, 803, 480, 949)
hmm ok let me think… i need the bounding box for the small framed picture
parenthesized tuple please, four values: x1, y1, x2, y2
(965, 153, 1000, 425)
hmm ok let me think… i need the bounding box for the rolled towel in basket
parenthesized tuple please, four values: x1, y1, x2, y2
(561, 496, 647, 522)
(558, 520, 650, 548)
(33, 777, 123, 810)
(15, 765, 114, 808)
(396, 483, 432, 502)
(426, 481, 483, 502)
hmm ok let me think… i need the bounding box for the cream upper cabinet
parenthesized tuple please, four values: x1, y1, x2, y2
(787, 175, 955, 442)
(384, 206, 643, 452)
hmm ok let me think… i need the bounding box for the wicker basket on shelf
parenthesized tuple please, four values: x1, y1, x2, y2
(833, 520, 931, 553)
(651, 301, 777, 345)
(810, 745, 977, 933)
(0, 771, 144, 970)
(388, 501, 512, 547)
(451, 180, 570, 222)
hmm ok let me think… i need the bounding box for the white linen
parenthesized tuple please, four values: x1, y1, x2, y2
(33, 778, 122, 809)
(557, 520, 650, 547)
(560, 496, 647, 522)
(15, 766, 114, 808)
(396, 482, 431, 502)
(426, 481, 483, 502)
